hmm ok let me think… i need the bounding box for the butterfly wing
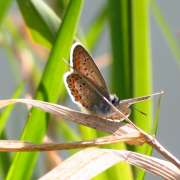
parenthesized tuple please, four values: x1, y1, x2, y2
(71, 43, 109, 99)
(65, 72, 111, 115)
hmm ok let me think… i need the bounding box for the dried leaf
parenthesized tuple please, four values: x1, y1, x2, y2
(0, 134, 142, 152)
(39, 148, 180, 180)
(0, 98, 144, 144)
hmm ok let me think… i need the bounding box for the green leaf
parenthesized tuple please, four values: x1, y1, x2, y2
(58, 121, 81, 141)
(85, 6, 108, 50)
(56, 0, 69, 17)
(0, 0, 13, 24)
(6, 0, 83, 179)
(57, 120, 81, 155)
(107, 0, 133, 179)
(17, 0, 61, 47)
(0, 83, 24, 179)
(0, 132, 11, 179)
(131, 0, 153, 179)
(0, 82, 24, 135)
(151, 93, 162, 135)
(151, 0, 180, 64)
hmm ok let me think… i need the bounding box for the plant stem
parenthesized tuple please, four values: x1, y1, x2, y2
(145, 134, 180, 169)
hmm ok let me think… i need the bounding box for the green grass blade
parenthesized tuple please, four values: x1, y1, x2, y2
(56, 0, 69, 17)
(58, 121, 81, 141)
(151, 93, 162, 135)
(57, 121, 81, 155)
(57, 0, 69, 10)
(109, 1, 132, 98)
(131, 0, 152, 179)
(6, 0, 83, 179)
(151, 0, 180, 64)
(0, 0, 13, 24)
(85, 6, 108, 50)
(17, 0, 61, 47)
(0, 132, 11, 179)
(107, 0, 133, 179)
(145, 94, 162, 157)
(79, 125, 97, 140)
(0, 82, 24, 135)
(0, 83, 24, 178)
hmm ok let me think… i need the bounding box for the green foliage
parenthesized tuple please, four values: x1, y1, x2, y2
(107, 0, 133, 179)
(131, 1, 152, 179)
(0, 83, 24, 179)
(0, 83, 24, 135)
(0, 0, 13, 24)
(17, 0, 61, 47)
(85, 6, 108, 50)
(6, 0, 83, 179)
(151, 0, 180, 64)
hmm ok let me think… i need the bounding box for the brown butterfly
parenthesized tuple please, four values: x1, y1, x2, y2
(64, 43, 159, 121)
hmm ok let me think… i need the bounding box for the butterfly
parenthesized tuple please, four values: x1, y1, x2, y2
(64, 43, 157, 121)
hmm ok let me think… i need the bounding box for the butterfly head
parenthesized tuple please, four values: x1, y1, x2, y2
(110, 94, 120, 106)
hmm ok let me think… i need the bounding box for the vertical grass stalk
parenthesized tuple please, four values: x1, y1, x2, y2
(131, 0, 153, 179)
(107, 0, 133, 179)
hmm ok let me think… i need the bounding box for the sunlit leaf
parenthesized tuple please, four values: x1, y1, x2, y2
(39, 148, 180, 180)
(17, 0, 61, 47)
(6, 0, 83, 179)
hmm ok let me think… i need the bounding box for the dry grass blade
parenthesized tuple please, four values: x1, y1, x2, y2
(125, 151, 180, 180)
(39, 148, 180, 180)
(0, 98, 179, 168)
(0, 98, 144, 144)
(0, 134, 143, 152)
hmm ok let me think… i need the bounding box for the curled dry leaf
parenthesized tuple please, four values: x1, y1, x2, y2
(39, 148, 180, 180)
(0, 98, 145, 145)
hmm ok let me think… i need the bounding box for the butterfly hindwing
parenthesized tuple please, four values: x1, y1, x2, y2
(65, 73, 111, 115)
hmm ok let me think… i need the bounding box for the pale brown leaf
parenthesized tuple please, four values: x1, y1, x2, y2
(0, 98, 144, 144)
(39, 148, 180, 180)
(0, 134, 141, 152)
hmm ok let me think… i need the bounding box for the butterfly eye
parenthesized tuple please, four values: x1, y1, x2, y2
(110, 94, 120, 106)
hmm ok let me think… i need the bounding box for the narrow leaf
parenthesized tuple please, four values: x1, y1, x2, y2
(6, 0, 83, 179)
(0, 134, 143, 152)
(0, 132, 11, 179)
(107, 0, 132, 179)
(0, 0, 13, 24)
(39, 148, 180, 180)
(0, 98, 144, 144)
(0, 82, 24, 135)
(131, 0, 153, 178)
(151, 0, 180, 64)
(85, 6, 108, 50)
(17, 0, 61, 47)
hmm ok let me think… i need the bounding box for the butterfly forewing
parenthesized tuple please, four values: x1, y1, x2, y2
(66, 73, 111, 115)
(71, 43, 109, 99)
